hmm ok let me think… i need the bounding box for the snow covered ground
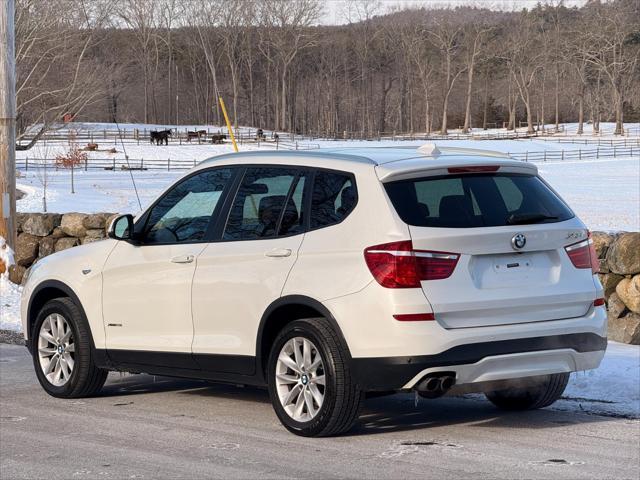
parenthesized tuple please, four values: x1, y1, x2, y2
(0, 276, 21, 331)
(558, 342, 640, 419)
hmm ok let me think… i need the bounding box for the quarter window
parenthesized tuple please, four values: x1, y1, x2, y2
(310, 171, 357, 229)
(143, 168, 233, 244)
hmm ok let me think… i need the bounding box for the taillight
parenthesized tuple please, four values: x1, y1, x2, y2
(364, 240, 459, 288)
(565, 232, 599, 274)
(593, 298, 605, 307)
(447, 166, 500, 174)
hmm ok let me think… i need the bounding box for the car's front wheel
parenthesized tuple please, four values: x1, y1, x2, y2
(32, 298, 108, 398)
(485, 373, 570, 411)
(267, 318, 363, 437)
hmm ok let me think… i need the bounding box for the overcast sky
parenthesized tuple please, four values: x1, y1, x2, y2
(320, 0, 590, 24)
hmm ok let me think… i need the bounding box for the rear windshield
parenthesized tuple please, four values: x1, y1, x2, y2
(385, 173, 574, 228)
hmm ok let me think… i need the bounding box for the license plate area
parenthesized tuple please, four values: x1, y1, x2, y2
(492, 255, 532, 274)
(470, 252, 557, 289)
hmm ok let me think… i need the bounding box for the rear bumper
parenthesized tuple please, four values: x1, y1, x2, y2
(351, 332, 607, 391)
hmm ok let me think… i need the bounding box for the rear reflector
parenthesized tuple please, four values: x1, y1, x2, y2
(364, 240, 459, 288)
(565, 232, 599, 274)
(393, 313, 435, 321)
(593, 298, 605, 307)
(447, 165, 500, 174)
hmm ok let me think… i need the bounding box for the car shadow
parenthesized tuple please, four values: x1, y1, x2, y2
(349, 393, 613, 436)
(100, 374, 614, 435)
(101, 372, 272, 404)
(100, 372, 209, 397)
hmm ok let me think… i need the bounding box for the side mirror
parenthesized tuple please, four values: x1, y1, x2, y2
(108, 214, 135, 241)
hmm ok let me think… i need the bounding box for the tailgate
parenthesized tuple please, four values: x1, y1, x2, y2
(409, 222, 597, 328)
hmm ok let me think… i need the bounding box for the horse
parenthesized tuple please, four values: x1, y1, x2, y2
(150, 129, 172, 145)
(211, 133, 227, 144)
(256, 128, 265, 141)
(186, 130, 207, 142)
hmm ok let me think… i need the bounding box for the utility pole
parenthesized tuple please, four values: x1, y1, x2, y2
(0, 0, 17, 265)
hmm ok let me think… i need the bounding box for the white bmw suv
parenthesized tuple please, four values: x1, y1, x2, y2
(21, 145, 607, 437)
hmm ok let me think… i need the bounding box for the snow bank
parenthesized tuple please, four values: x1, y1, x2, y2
(0, 237, 22, 332)
(558, 342, 640, 419)
(0, 277, 22, 331)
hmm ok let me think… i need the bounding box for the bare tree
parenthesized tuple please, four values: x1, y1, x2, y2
(258, 0, 322, 131)
(218, 0, 253, 128)
(502, 11, 544, 134)
(401, 20, 434, 133)
(157, 0, 182, 125)
(580, 0, 639, 135)
(429, 14, 466, 135)
(117, 0, 159, 124)
(344, 0, 383, 136)
(15, 0, 112, 149)
(462, 20, 493, 133)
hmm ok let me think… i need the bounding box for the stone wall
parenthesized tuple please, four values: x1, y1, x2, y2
(8, 213, 640, 345)
(9, 212, 118, 284)
(593, 232, 640, 345)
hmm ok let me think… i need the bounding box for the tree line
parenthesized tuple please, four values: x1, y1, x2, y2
(14, 0, 640, 147)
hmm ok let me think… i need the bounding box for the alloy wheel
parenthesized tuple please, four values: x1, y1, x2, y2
(38, 313, 75, 387)
(275, 337, 326, 422)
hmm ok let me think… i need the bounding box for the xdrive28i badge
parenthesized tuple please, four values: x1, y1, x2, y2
(511, 233, 527, 250)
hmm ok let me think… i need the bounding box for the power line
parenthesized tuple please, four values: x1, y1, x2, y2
(113, 120, 143, 211)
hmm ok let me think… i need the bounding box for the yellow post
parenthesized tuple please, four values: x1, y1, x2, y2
(218, 97, 238, 152)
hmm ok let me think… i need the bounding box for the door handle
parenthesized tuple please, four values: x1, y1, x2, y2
(171, 255, 194, 264)
(265, 248, 292, 258)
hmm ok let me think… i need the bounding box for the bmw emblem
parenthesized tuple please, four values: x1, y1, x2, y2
(511, 233, 527, 250)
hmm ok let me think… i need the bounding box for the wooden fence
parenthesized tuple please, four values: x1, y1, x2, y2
(508, 145, 638, 162)
(537, 137, 640, 147)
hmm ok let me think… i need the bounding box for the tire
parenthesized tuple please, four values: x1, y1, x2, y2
(485, 373, 570, 411)
(31, 298, 108, 398)
(267, 318, 363, 437)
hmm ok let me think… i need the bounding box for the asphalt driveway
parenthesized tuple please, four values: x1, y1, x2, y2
(1, 344, 638, 479)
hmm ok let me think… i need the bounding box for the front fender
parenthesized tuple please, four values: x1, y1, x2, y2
(21, 239, 118, 348)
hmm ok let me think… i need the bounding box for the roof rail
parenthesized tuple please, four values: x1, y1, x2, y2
(417, 144, 513, 159)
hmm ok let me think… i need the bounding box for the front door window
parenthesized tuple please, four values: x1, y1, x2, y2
(143, 168, 233, 244)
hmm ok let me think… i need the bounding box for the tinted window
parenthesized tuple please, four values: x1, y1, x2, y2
(310, 171, 357, 229)
(224, 167, 304, 241)
(143, 168, 233, 243)
(385, 173, 573, 228)
(279, 174, 307, 236)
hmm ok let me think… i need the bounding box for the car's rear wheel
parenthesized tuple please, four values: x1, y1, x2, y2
(32, 298, 108, 398)
(485, 373, 570, 411)
(267, 318, 363, 437)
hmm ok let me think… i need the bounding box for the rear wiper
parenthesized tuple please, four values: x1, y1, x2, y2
(506, 213, 558, 225)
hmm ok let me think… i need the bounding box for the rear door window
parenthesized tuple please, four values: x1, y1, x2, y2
(385, 173, 573, 228)
(223, 167, 306, 240)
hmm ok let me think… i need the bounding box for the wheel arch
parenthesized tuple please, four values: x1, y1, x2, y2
(256, 295, 351, 384)
(27, 280, 100, 358)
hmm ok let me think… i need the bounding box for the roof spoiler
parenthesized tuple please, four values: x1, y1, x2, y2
(417, 143, 513, 159)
